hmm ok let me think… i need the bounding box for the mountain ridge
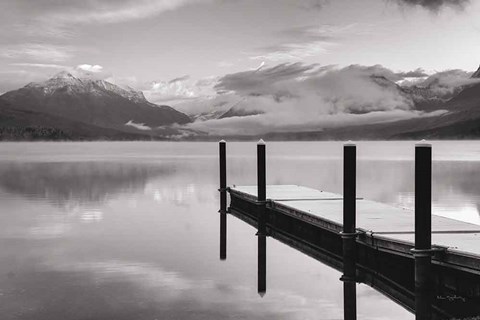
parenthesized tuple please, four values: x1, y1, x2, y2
(0, 72, 191, 139)
(2, 67, 480, 140)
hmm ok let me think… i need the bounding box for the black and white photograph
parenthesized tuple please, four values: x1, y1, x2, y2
(1, 0, 480, 319)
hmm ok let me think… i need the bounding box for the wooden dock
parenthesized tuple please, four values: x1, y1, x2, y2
(218, 140, 480, 319)
(227, 184, 480, 319)
(232, 185, 480, 255)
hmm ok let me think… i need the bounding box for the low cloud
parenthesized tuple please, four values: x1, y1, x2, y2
(175, 63, 445, 135)
(125, 120, 152, 131)
(76, 64, 103, 73)
(174, 63, 480, 135)
(143, 75, 219, 106)
(181, 107, 444, 136)
(72, 64, 111, 80)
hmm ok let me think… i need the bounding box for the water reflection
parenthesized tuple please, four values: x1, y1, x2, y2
(220, 212, 227, 260)
(257, 232, 267, 296)
(4, 141, 480, 320)
(0, 161, 174, 207)
(343, 281, 357, 320)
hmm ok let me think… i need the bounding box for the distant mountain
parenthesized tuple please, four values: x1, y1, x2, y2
(198, 75, 450, 120)
(472, 65, 480, 79)
(3, 67, 480, 141)
(400, 86, 448, 112)
(283, 80, 480, 140)
(186, 71, 480, 141)
(0, 99, 152, 140)
(0, 72, 191, 139)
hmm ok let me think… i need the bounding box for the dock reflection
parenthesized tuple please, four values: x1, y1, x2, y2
(342, 281, 357, 320)
(341, 268, 356, 320)
(257, 232, 266, 296)
(220, 212, 227, 260)
(218, 213, 473, 319)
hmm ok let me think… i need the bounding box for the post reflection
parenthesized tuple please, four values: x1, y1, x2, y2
(340, 238, 357, 320)
(343, 281, 357, 320)
(257, 233, 266, 296)
(220, 212, 227, 260)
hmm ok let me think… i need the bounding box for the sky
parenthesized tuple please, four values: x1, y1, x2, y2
(0, 0, 479, 134)
(0, 0, 479, 91)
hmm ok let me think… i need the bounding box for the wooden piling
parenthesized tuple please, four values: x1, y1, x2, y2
(343, 141, 356, 236)
(257, 139, 267, 235)
(257, 139, 267, 295)
(219, 140, 227, 260)
(415, 140, 432, 252)
(219, 140, 227, 214)
(257, 139, 266, 204)
(341, 141, 357, 320)
(342, 141, 357, 280)
(413, 140, 433, 320)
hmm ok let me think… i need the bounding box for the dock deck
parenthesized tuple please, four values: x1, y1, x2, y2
(231, 185, 480, 256)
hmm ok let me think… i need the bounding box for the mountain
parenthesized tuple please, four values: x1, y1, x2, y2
(283, 80, 480, 140)
(2, 67, 480, 141)
(0, 72, 191, 137)
(472, 65, 480, 78)
(400, 86, 448, 112)
(0, 99, 152, 141)
(185, 69, 480, 141)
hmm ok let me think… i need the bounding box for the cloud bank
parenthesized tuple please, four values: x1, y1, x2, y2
(174, 63, 455, 135)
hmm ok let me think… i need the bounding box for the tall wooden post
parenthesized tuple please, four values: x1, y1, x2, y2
(413, 140, 433, 320)
(219, 140, 227, 260)
(257, 139, 267, 295)
(341, 141, 357, 320)
(343, 141, 356, 240)
(219, 140, 227, 214)
(257, 139, 266, 206)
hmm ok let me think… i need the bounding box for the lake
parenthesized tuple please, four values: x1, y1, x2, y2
(1, 141, 480, 320)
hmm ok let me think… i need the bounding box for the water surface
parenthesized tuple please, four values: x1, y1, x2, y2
(1, 141, 479, 320)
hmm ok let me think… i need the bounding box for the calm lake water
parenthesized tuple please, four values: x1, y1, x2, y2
(1, 141, 480, 320)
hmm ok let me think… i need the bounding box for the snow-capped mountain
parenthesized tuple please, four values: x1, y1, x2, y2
(26, 71, 147, 103)
(0, 71, 191, 135)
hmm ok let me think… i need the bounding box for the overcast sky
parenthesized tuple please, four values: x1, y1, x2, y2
(0, 0, 479, 94)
